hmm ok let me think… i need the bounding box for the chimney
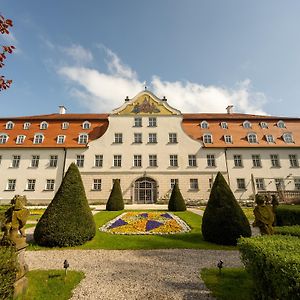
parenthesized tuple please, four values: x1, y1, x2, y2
(59, 105, 66, 114)
(226, 105, 233, 114)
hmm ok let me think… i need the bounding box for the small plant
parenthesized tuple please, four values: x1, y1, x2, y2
(168, 182, 186, 211)
(106, 179, 124, 211)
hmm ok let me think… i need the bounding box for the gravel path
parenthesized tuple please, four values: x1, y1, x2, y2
(25, 249, 242, 300)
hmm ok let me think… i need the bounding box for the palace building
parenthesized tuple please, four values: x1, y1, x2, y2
(0, 90, 300, 205)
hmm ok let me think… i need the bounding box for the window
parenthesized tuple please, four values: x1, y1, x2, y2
(169, 155, 178, 167)
(148, 117, 157, 127)
(31, 155, 40, 168)
(200, 121, 209, 129)
(220, 122, 228, 129)
(260, 122, 268, 129)
(169, 133, 177, 143)
(113, 155, 122, 167)
(49, 155, 58, 167)
(26, 179, 36, 191)
(207, 154, 216, 167)
(265, 134, 275, 143)
(23, 122, 31, 130)
(275, 178, 284, 190)
(277, 120, 286, 128)
(224, 135, 232, 143)
(82, 121, 91, 129)
(203, 133, 213, 144)
(255, 178, 265, 190)
(78, 133, 88, 144)
(148, 133, 157, 143)
(289, 154, 299, 168)
(294, 178, 300, 190)
(7, 179, 16, 191)
(114, 133, 123, 143)
(237, 178, 246, 190)
(45, 179, 55, 191)
(170, 179, 179, 189)
(243, 121, 251, 129)
(188, 155, 197, 167)
(0, 134, 8, 144)
(76, 155, 85, 168)
(134, 117, 142, 127)
(62, 122, 69, 129)
(252, 155, 262, 167)
(190, 178, 199, 190)
(283, 133, 294, 143)
(5, 121, 14, 130)
(233, 155, 243, 167)
(93, 179, 102, 190)
(57, 135, 65, 144)
(247, 133, 258, 143)
(33, 134, 44, 144)
(270, 154, 280, 168)
(94, 155, 103, 167)
(133, 155, 142, 167)
(40, 121, 48, 130)
(149, 155, 157, 167)
(16, 135, 26, 144)
(134, 133, 142, 143)
(12, 155, 20, 168)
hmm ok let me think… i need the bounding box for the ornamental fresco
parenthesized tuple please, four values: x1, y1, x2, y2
(131, 98, 161, 114)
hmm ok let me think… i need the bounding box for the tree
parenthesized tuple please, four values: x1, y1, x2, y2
(106, 179, 124, 211)
(201, 172, 251, 245)
(168, 182, 186, 211)
(34, 163, 96, 247)
(0, 15, 15, 91)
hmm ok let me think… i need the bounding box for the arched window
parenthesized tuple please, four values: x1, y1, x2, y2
(277, 120, 286, 128)
(33, 134, 44, 144)
(265, 134, 275, 143)
(243, 121, 252, 129)
(5, 121, 14, 130)
(40, 121, 48, 130)
(203, 133, 213, 144)
(260, 122, 268, 129)
(247, 133, 258, 144)
(62, 122, 69, 129)
(16, 135, 26, 144)
(23, 122, 31, 130)
(220, 122, 228, 129)
(200, 121, 209, 129)
(0, 134, 8, 144)
(82, 121, 91, 129)
(57, 135, 66, 144)
(283, 133, 294, 143)
(78, 133, 88, 144)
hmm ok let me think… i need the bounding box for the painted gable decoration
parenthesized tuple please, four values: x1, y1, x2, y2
(131, 98, 160, 114)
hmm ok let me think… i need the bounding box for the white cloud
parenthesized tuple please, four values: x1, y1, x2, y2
(58, 47, 267, 114)
(61, 44, 93, 65)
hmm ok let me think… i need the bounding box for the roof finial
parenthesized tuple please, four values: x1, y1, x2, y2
(143, 81, 147, 90)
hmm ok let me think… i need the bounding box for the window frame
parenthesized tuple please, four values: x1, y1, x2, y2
(45, 179, 55, 191)
(133, 154, 142, 167)
(243, 121, 252, 129)
(113, 155, 122, 167)
(283, 133, 294, 144)
(82, 121, 91, 129)
(26, 179, 36, 191)
(134, 133, 142, 144)
(16, 135, 26, 144)
(148, 117, 157, 127)
(149, 154, 157, 167)
(190, 178, 199, 190)
(31, 155, 40, 168)
(57, 135, 65, 144)
(169, 154, 178, 167)
(168, 133, 177, 143)
(188, 154, 197, 167)
(203, 133, 213, 144)
(200, 121, 209, 129)
(289, 154, 299, 168)
(76, 154, 85, 168)
(207, 154, 216, 167)
(247, 133, 258, 144)
(40, 121, 48, 130)
(148, 133, 157, 144)
(0, 134, 9, 144)
(78, 133, 88, 144)
(233, 154, 243, 167)
(33, 133, 44, 144)
(94, 154, 103, 167)
(252, 154, 262, 168)
(236, 178, 246, 190)
(93, 179, 102, 190)
(61, 122, 69, 130)
(224, 135, 232, 143)
(49, 155, 58, 167)
(23, 122, 31, 130)
(6, 179, 16, 191)
(220, 122, 228, 129)
(11, 155, 21, 168)
(134, 117, 142, 127)
(5, 121, 14, 130)
(270, 154, 280, 168)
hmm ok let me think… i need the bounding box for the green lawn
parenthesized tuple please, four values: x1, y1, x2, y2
(201, 268, 254, 300)
(17, 270, 84, 300)
(28, 210, 235, 250)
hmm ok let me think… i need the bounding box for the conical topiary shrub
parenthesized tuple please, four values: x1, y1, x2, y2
(201, 172, 251, 245)
(106, 179, 124, 211)
(168, 182, 186, 211)
(34, 163, 96, 247)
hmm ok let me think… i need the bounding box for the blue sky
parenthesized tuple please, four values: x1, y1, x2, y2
(1, 1, 300, 117)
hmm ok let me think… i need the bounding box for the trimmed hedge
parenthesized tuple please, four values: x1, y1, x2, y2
(106, 179, 124, 211)
(0, 246, 17, 300)
(238, 235, 300, 300)
(275, 225, 300, 237)
(168, 182, 186, 212)
(276, 205, 300, 226)
(202, 172, 251, 245)
(34, 163, 96, 247)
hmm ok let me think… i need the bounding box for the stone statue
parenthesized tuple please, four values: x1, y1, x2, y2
(253, 194, 275, 235)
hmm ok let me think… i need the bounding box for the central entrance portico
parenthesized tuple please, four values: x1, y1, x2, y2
(134, 177, 157, 204)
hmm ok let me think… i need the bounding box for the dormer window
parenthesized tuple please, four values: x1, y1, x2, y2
(16, 135, 26, 144)
(265, 134, 275, 143)
(40, 121, 48, 130)
(260, 122, 268, 129)
(220, 122, 228, 129)
(247, 133, 258, 143)
(78, 133, 88, 144)
(33, 133, 44, 144)
(277, 120, 286, 128)
(243, 121, 252, 129)
(0, 134, 8, 144)
(224, 135, 232, 143)
(200, 121, 209, 129)
(203, 133, 213, 144)
(283, 133, 294, 143)
(82, 121, 91, 129)
(57, 135, 66, 144)
(5, 121, 14, 130)
(23, 122, 31, 130)
(62, 122, 69, 130)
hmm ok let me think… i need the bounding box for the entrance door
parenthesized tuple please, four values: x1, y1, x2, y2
(134, 177, 157, 204)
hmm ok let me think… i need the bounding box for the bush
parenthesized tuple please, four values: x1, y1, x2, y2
(168, 182, 186, 211)
(106, 179, 124, 211)
(34, 163, 96, 247)
(238, 235, 300, 300)
(0, 246, 17, 300)
(276, 205, 300, 226)
(201, 172, 251, 245)
(275, 225, 300, 237)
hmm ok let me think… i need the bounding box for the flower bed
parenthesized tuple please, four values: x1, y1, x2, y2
(100, 212, 191, 235)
